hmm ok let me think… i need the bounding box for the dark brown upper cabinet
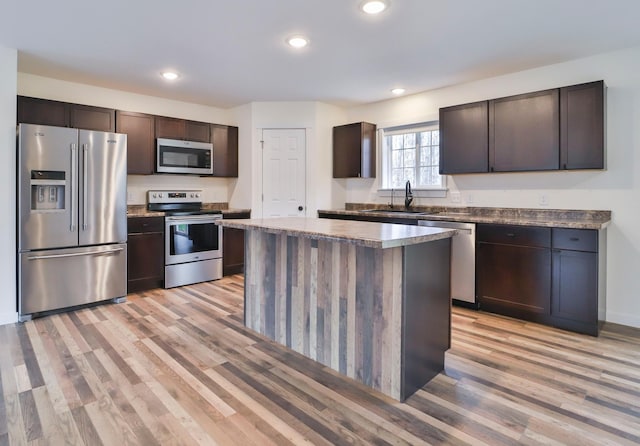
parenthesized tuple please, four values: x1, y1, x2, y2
(439, 80, 605, 175)
(211, 124, 238, 177)
(489, 88, 560, 172)
(17, 96, 115, 132)
(439, 101, 488, 174)
(560, 80, 605, 170)
(116, 110, 155, 175)
(70, 104, 115, 132)
(18, 96, 70, 127)
(155, 116, 211, 143)
(333, 122, 376, 178)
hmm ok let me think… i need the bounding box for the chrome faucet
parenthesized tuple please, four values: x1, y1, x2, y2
(388, 188, 394, 209)
(404, 180, 413, 209)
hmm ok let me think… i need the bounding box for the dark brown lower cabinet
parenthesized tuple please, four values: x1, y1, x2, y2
(477, 230, 551, 323)
(223, 211, 250, 276)
(127, 217, 164, 293)
(550, 228, 601, 335)
(477, 224, 604, 336)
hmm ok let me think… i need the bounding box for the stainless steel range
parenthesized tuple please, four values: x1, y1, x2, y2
(147, 190, 222, 288)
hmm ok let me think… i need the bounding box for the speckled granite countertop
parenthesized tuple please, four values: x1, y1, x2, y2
(217, 217, 457, 249)
(127, 204, 251, 218)
(318, 204, 611, 230)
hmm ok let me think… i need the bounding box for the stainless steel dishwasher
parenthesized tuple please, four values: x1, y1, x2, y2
(418, 220, 476, 306)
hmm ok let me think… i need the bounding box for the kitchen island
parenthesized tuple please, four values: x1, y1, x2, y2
(217, 217, 457, 401)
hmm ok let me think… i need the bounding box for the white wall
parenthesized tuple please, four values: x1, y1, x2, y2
(0, 46, 17, 323)
(232, 102, 346, 217)
(344, 46, 640, 328)
(18, 73, 234, 205)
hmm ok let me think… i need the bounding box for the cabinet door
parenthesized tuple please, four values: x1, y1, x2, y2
(116, 111, 155, 175)
(333, 122, 376, 178)
(155, 116, 186, 140)
(489, 89, 559, 172)
(127, 232, 164, 292)
(186, 120, 211, 142)
(127, 217, 164, 293)
(551, 249, 597, 325)
(70, 104, 116, 132)
(560, 80, 604, 170)
(477, 243, 551, 319)
(439, 101, 488, 174)
(17, 96, 69, 127)
(212, 124, 238, 177)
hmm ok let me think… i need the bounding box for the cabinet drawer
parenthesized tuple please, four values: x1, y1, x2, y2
(128, 216, 164, 233)
(552, 228, 597, 252)
(477, 224, 550, 247)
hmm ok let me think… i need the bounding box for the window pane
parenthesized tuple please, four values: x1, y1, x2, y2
(431, 130, 440, 146)
(432, 167, 441, 185)
(403, 148, 415, 166)
(404, 168, 415, 184)
(420, 167, 431, 185)
(392, 169, 404, 188)
(392, 135, 403, 150)
(420, 147, 430, 166)
(392, 150, 403, 168)
(403, 133, 416, 148)
(432, 146, 439, 165)
(421, 131, 431, 146)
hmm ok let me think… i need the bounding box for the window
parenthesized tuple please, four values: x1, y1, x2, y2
(381, 122, 445, 191)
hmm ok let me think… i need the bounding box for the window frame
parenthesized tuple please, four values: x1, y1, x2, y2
(378, 121, 447, 198)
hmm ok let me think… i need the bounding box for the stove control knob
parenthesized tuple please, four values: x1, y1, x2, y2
(152, 193, 156, 198)
(196, 193, 201, 198)
(158, 193, 163, 198)
(190, 193, 195, 198)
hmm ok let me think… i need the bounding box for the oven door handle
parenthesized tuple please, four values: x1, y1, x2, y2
(165, 215, 222, 223)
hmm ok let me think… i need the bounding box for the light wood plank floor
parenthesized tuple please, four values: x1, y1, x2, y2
(2, 274, 639, 445)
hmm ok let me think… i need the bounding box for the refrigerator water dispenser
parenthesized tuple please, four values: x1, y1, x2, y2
(30, 170, 65, 211)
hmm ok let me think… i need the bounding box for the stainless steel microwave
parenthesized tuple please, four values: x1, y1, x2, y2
(156, 138, 213, 175)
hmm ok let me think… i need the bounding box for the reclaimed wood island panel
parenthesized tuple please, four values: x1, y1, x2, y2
(217, 217, 456, 401)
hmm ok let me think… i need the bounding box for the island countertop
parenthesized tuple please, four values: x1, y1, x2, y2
(217, 217, 456, 249)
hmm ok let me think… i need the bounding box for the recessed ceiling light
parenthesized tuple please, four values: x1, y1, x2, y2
(391, 88, 406, 95)
(287, 36, 309, 49)
(161, 71, 179, 81)
(361, 0, 388, 14)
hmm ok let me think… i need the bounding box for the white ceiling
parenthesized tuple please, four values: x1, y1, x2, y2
(2, 0, 640, 109)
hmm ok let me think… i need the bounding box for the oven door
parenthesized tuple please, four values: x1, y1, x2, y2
(165, 215, 222, 265)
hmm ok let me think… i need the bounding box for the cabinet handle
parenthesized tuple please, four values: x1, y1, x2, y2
(506, 233, 516, 237)
(490, 166, 495, 172)
(569, 237, 579, 241)
(563, 163, 568, 170)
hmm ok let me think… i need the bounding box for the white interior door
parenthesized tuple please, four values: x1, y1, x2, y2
(262, 129, 306, 217)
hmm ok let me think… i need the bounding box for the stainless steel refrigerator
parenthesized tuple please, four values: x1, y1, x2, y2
(17, 124, 127, 321)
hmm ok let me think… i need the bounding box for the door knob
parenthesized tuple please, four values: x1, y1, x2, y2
(298, 206, 303, 211)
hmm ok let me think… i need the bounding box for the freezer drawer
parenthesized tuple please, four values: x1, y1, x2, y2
(19, 243, 127, 317)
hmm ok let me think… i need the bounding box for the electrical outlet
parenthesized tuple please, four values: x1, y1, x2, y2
(127, 191, 133, 202)
(465, 194, 474, 204)
(451, 192, 461, 203)
(539, 194, 549, 207)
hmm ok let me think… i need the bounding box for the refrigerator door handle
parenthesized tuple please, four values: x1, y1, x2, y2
(70, 143, 77, 231)
(82, 144, 88, 230)
(27, 247, 125, 261)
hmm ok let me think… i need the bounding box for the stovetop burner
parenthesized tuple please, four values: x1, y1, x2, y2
(147, 189, 221, 215)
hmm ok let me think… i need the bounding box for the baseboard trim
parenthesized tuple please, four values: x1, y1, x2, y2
(0, 312, 19, 326)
